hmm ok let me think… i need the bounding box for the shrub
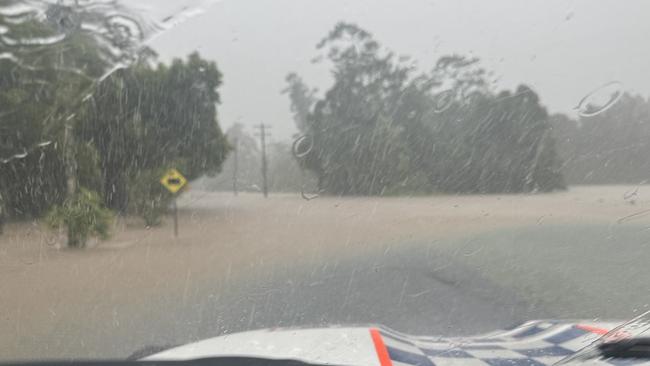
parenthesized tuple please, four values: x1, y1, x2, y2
(46, 188, 113, 248)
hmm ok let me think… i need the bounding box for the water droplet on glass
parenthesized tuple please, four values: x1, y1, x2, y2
(292, 135, 313, 158)
(45, 4, 81, 34)
(301, 191, 319, 201)
(0, 0, 216, 83)
(433, 89, 454, 113)
(575, 81, 624, 117)
(13, 150, 27, 159)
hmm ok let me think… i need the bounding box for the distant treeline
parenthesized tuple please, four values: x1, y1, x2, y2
(197, 123, 317, 194)
(551, 93, 650, 185)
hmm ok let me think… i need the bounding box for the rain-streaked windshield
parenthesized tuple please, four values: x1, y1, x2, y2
(1, 0, 650, 361)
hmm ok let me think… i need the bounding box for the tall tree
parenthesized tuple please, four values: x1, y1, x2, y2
(283, 73, 317, 133)
(79, 51, 230, 212)
(286, 22, 565, 195)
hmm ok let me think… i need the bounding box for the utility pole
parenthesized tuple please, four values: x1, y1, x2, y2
(232, 137, 238, 196)
(253, 124, 271, 198)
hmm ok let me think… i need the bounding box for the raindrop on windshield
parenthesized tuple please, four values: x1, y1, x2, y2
(292, 135, 319, 200)
(575, 81, 624, 117)
(301, 191, 319, 201)
(433, 89, 454, 113)
(45, 3, 81, 34)
(292, 135, 313, 159)
(0, 0, 216, 81)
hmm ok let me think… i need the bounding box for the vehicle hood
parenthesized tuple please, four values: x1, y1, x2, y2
(146, 320, 649, 365)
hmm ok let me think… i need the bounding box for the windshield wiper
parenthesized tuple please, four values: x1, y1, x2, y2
(598, 338, 650, 359)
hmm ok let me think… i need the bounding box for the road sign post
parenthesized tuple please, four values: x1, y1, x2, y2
(160, 168, 188, 238)
(173, 197, 178, 237)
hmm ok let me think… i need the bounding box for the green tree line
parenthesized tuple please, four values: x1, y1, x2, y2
(284, 23, 565, 195)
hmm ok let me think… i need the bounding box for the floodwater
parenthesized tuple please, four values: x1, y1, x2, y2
(1, 186, 649, 360)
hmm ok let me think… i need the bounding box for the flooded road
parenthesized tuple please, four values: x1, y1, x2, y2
(1, 186, 649, 360)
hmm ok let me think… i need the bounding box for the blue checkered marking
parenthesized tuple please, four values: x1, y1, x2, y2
(484, 358, 548, 366)
(382, 324, 595, 366)
(515, 346, 575, 357)
(387, 346, 436, 366)
(544, 326, 588, 344)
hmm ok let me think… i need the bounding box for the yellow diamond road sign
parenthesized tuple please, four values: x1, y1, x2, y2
(160, 168, 187, 194)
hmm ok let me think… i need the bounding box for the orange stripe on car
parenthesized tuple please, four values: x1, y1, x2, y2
(577, 324, 610, 335)
(370, 328, 393, 366)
